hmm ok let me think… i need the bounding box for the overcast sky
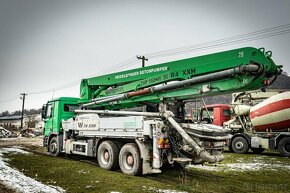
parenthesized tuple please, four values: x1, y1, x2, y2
(0, 0, 290, 113)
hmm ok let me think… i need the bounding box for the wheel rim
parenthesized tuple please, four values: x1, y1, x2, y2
(100, 149, 110, 165)
(124, 152, 134, 170)
(235, 141, 244, 150)
(104, 151, 110, 161)
(50, 142, 57, 153)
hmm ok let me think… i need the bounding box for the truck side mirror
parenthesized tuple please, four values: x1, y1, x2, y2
(41, 104, 47, 119)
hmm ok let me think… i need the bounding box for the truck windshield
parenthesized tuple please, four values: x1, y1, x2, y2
(202, 109, 213, 119)
(223, 109, 231, 116)
(46, 104, 53, 118)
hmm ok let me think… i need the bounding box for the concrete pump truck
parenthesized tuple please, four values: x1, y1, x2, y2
(42, 47, 282, 175)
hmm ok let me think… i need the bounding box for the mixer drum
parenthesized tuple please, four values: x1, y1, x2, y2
(250, 92, 290, 132)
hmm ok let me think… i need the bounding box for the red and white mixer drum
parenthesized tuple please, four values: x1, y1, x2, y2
(250, 92, 290, 132)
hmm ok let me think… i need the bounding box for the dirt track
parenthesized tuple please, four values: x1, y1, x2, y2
(0, 136, 43, 148)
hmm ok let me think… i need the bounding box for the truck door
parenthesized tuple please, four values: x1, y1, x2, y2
(213, 107, 220, 126)
(213, 106, 231, 126)
(43, 102, 54, 136)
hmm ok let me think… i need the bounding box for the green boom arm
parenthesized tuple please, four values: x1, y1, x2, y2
(79, 47, 281, 109)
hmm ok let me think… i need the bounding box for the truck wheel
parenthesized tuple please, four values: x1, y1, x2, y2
(48, 137, 59, 156)
(231, 137, 249, 154)
(119, 143, 142, 175)
(278, 137, 290, 157)
(251, 147, 265, 154)
(97, 141, 119, 170)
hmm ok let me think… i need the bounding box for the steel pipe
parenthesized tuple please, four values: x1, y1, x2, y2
(82, 64, 260, 108)
(74, 109, 163, 117)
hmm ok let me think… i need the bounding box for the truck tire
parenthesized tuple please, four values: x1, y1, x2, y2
(278, 137, 290, 157)
(48, 136, 59, 156)
(97, 141, 119, 170)
(251, 147, 265, 154)
(231, 136, 249, 154)
(119, 143, 142, 175)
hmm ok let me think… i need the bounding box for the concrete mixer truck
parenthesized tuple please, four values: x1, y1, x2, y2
(223, 90, 290, 156)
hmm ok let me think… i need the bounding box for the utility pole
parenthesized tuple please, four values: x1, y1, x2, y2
(137, 55, 148, 68)
(20, 93, 27, 130)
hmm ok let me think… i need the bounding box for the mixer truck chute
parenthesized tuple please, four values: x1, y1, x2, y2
(42, 47, 282, 175)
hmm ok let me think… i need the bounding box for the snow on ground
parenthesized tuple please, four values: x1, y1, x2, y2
(0, 137, 28, 142)
(0, 136, 43, 147)
(189, 156, 290, 172)
(0, 147, 66, 193)
(190, 164, 221, 172)
(1, 146, 30, 154)
(142, 186, 188, 193)
(226, 163, 290, 171)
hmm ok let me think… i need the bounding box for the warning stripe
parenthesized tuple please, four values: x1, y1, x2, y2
(250, 92, 290, 111)
(251, 108, 290, 126)
(254, 119, 290, 132)
(251, 108, 290, 131)
(250, 99, 290, 119)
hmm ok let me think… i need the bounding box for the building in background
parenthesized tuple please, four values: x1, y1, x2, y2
(0, 115, 28, 130)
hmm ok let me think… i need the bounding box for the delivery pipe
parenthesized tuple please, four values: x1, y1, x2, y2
(82, 64, 260, 108)
(74, 109, 163, 117)
(163, 113, 224, 163)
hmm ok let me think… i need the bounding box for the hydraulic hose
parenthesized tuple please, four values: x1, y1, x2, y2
(163, 111, 224, 163)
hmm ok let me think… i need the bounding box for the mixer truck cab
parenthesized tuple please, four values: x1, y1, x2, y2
(42, 97, 79, 153)
(200, 104, 231, 126)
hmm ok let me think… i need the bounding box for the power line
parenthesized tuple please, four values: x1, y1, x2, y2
(117, 61, 140, 71)
(148, 29, 290, 59)
(151, 30, 290, 58)
(0, 95, 19, 103)
(88, 57, 138, 77)
(26, 57, 139, 95)
(27, 81, 79, 95)
(144, 24, 290, 58)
